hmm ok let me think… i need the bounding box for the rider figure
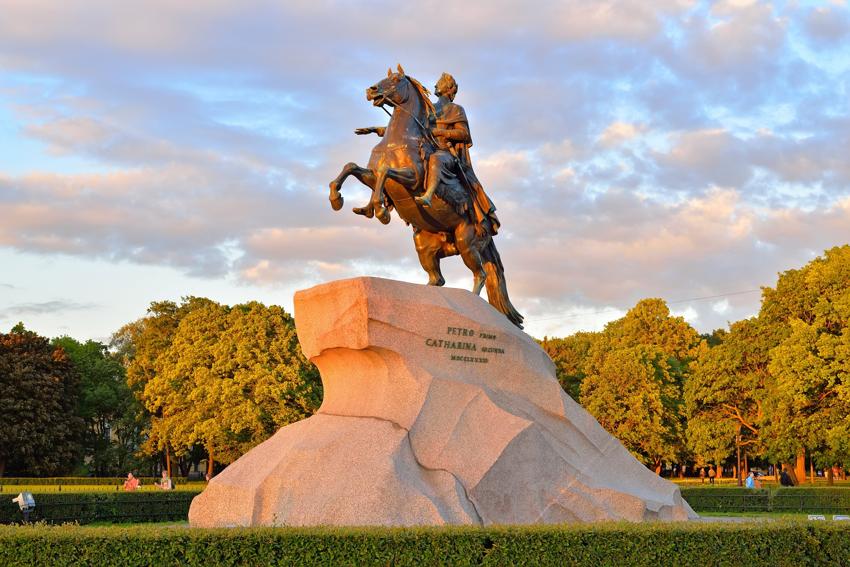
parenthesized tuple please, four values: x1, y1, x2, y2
(416, 73, 500, 236)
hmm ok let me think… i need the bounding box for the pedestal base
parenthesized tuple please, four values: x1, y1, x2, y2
(189, 277, 695, 527)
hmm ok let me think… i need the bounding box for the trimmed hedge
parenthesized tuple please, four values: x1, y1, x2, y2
(0, 522, 849, 566)
(681, 488, 770, 512)
(0, 477, 163, 486)
(0, 491, 200, 525)
(681, 487, 850, 513)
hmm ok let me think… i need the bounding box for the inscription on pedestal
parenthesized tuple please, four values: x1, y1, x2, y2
(424, 326, 505, 364)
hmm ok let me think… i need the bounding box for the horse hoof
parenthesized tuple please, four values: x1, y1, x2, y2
(330, 195, 343, 211)
(377, 208, 391, 224)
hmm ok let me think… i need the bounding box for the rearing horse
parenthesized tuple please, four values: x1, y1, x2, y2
(328, 66, 523, 328)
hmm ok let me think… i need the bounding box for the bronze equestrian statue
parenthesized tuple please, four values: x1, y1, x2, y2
(328, 66, 523, 328)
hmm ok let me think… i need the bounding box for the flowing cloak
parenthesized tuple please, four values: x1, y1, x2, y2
(432, 101, 501, 236)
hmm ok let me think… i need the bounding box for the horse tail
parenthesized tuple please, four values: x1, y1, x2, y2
(482, 239, 524, 329)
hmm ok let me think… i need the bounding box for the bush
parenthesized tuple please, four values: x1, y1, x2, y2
(0, 477, 179, 486)
(0, 491, 199, 525)
(680, 487, 770, 512)
(0, 522, 848, 566)
(772, 488, 850, 513)
(681, 486, 850, 513)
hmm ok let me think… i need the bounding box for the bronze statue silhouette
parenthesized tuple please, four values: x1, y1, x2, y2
(328, 65, 523, 328)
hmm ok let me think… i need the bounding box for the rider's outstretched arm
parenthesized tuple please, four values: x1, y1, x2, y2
(354, 126, 386, 137)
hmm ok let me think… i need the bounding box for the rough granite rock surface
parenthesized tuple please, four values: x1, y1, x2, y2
(189, 277, 697, 527)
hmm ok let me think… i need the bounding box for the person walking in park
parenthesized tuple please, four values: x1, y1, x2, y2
(745, 471, 755, 489)
(708, 465, 716, 484)
(123, 472, 140, 491)
(699, 467, 706, 484)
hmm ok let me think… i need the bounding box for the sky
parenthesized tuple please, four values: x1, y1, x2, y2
(0, 0, 849, 342)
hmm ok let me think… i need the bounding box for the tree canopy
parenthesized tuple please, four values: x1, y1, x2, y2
(121, 298, 322, 472)
(0, 326, 83, 476)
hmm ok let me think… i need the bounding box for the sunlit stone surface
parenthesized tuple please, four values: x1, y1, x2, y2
(189, 277, 696, 527)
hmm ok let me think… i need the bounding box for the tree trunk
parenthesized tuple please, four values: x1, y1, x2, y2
(827, 466, 834, 485)
(166, 446, 172, 480)
(206, 450, 214, 478)
(795, 450, 806, 486)
(679, 464, 685, 479)
(654, 459, 662, 475)
(810, 460, 815, 485)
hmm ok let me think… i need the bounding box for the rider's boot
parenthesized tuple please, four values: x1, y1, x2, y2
(352, 203, 375, 218)
(415, 182, 437, 207)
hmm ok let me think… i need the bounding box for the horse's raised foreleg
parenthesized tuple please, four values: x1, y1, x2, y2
(372, 166, 417, 224)
(413, 230, 447, 286)
(454, 221, 489, 295)
(329, 162, 382, 218)
(329, 162, 361, 211)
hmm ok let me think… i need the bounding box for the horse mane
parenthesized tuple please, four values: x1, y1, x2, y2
(405, 75, 436, 123)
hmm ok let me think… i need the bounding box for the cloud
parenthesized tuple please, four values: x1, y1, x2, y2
(597, 122, 644, 148)
(0, 1, 847, 340)
(802, 5, 850, 46)
(0, 300, 98, 318)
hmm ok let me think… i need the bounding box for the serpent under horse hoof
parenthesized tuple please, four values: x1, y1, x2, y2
(327, 65, 523, 328)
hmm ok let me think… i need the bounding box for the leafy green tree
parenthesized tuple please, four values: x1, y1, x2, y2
(113, 297, 215, 474)
(581, 345, 682, 471)
(52, 337, 139, 476)
(761, 246, 850, 476)
(685, 317, 772, 471)
(0, 325, 83, 476)
(580, 299, 702, 472)
(540, 332, 598, 400)
(126, 300, 322, 475)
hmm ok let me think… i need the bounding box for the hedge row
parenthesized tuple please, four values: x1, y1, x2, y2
(0, 477, 164, 486)
(0, 522, 848, 566)
(680, 487, 850, 513)
(0, 491, 200, 524)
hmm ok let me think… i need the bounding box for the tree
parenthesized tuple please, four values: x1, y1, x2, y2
(760, 246, 850, 480)
(0, 326, 83, 476)
(581, 345, 682, 471)
(685, 317, 772, 477)
(579, 299, 702, 472)
(125, 299, 322, 475)
(540, 332, 598, 400)
(52, 337, 139, 476)
(113, 297, 215, 475)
